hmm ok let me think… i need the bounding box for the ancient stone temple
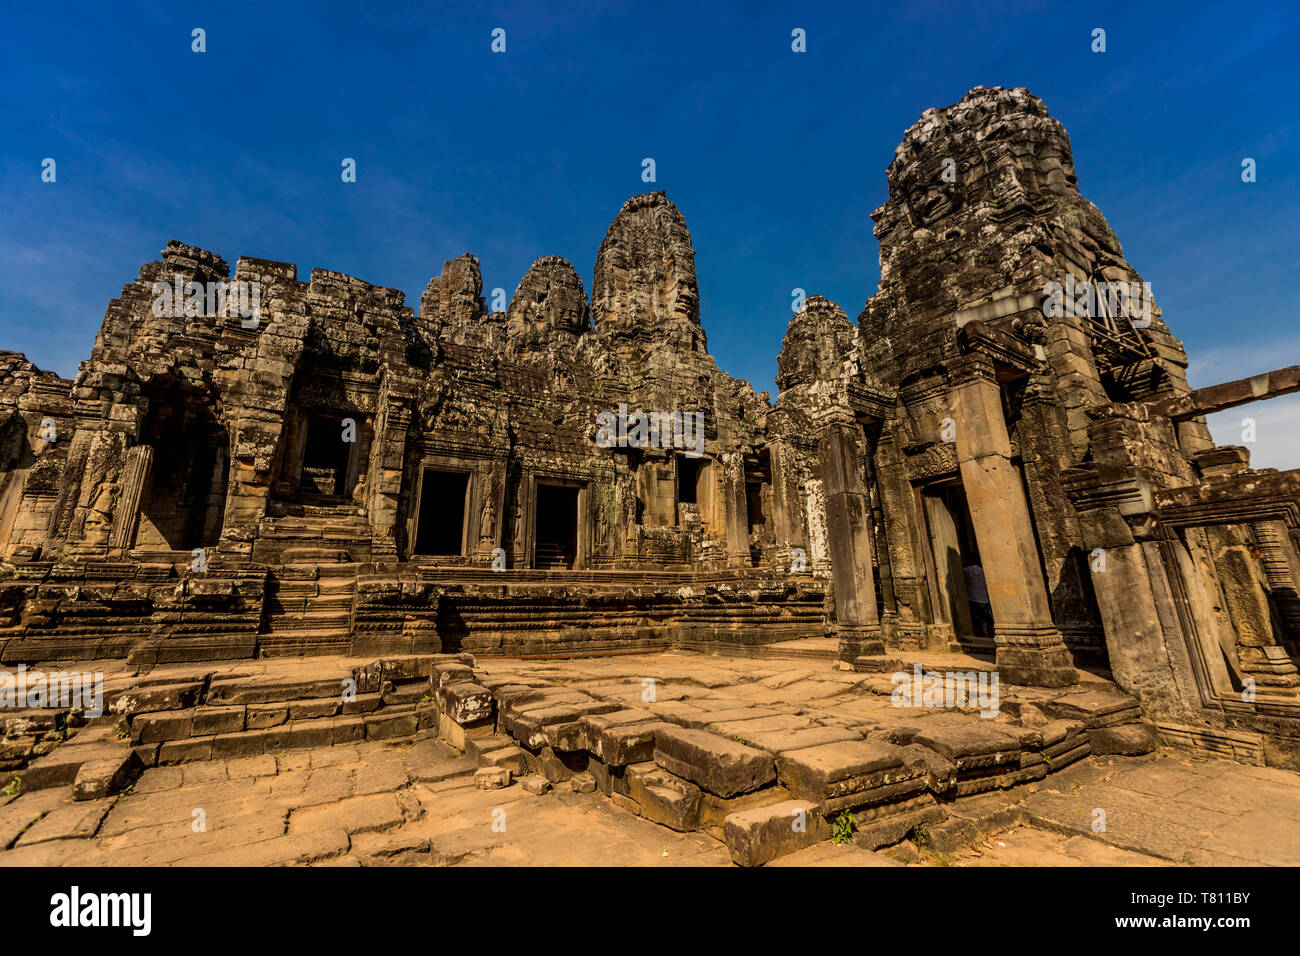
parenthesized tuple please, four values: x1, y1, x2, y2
(2, 86, 1299, 774)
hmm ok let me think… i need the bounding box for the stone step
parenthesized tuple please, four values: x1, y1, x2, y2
(157, 704, 429, 763)
(15, 725, 138, 795)
(206, 675, 353, 705)
(130, 692, 394, 744)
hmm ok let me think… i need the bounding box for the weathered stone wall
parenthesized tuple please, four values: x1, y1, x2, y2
(0, 87, 1297, 769)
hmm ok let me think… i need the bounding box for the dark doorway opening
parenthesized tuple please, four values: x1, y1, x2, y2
(922, 481, 992, 649)
(678, 456, 704, 505)
(414, 469, 469, 555)
(137, 387, 228, 551)
(746, 481, 766, 532)
(534, 483, 578, 569)
(300, 413, 352, 498)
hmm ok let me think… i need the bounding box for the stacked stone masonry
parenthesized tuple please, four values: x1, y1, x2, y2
(1, 85, 1299, 784)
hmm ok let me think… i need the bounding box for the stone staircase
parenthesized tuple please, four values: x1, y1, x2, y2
(533, 539, 571, 570)
(261, 564, 358, 655)
(1, 653, 475, 803)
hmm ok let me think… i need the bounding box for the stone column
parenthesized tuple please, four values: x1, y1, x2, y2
(472, 461, 507, 565)
(367, 395, 411, 560)
(108, 445, 155, 551)
(947, 356, 1077, 687)
(1251, 520, 1300, 644)
(817, 419, 884, 663)
(719, 452, 750, 567)
(1016, 373, 1105, 650)
(768, 438, 806, 570)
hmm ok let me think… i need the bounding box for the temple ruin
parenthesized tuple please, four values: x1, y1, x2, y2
(3, 85, 1299, 799)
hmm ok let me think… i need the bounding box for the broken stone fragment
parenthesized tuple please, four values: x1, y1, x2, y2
(520, 775, 551, 795)
(474, 766, 511, 791)
(569, 772, 597, 794)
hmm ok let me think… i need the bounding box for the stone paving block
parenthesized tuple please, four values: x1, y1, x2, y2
(365, 712, 418, 740)
(194, 705, 247, 736)
(0, 788, 72, 848)
(516, 773, 550, 795)
(909, 720, 1022, 770)
(699, 785, 792, 830)
(482, 746, 529, 775)
(72, 752, 138, 801)
(621, 762, 703, 831)
(246, 704, 290, 729)
(654, 726, 776, 798)
(133, 710, 194, 744)
(706, 713, 813, 740)
(109, 682, 203, 716)
(593, 720, 667, 766)
(439, 682, 494, 724)
(341, 693, 384, 716)
(20, 742, 112, 790)
(211, 730, 267, 760)
(738, 724, 859, 755)
(332, 716, 367, 745)
(724, 799, 827, 867)
(288, 792, 405, 835)
(15, 798, 112, 845)
(776, 738, 922, 805)
(1088, 722, 1157, 755)
(288, 698, 342, 720)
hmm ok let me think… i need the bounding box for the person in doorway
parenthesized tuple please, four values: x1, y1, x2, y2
(963, 561, 993, 637)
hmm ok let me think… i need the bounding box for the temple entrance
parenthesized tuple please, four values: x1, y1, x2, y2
(135, 384, 228, 551)
(678, 456, 704, 505)
(534, 483, 578, 569)
(921, 480, 992, 651)
(414, 469, 470, 556)
(299, 413, 353, 499)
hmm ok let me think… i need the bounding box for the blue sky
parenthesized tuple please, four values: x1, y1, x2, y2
(2, 1, 1297, 461)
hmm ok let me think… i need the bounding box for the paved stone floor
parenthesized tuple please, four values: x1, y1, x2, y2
(3, 650, 1299, 866)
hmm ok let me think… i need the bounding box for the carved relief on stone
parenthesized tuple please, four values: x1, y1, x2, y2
(83, 479, 118, 546)
(480, 482, 497, 542)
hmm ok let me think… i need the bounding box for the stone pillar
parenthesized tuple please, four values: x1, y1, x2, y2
(1251, 520, 1300, 644)
(719, 452, 750, 567)
(872, 426, 934, 638)
(367, 393, 411, 560)
(108, 444, 154, 551)
(817, 419, 884, 662)
(472, 461, 507, 564)
(948, 356, 1077, 687)
(1013, 374, 1107, 664)
(768, 438, 805, 569)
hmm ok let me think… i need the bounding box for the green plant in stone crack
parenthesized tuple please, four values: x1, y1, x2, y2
(831, 809, 857, 845)
(3, 776, 20, 796)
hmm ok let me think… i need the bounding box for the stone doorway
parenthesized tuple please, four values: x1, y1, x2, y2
(135, 387, 228, 552)
(920, 480, 992, 652)
(414, 469, 470, 556)
(534, 483, 579, 569)
(298, 413, 354, 499)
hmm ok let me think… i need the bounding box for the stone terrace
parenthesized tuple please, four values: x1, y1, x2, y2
(6, 648, 1292, 866)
